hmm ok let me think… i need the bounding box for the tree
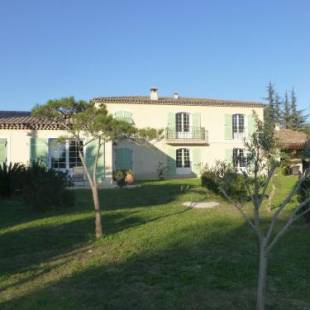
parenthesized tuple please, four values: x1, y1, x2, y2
(264, 82, 276, 127)
(218, 115, 310, 310)
(274, 93, 282, 126)
(283, 91, 291, 129)
(290, 88, 306, 129)
(33, 97, 157, 238)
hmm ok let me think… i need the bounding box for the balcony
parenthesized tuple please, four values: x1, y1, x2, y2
(165, 127, 209, 145)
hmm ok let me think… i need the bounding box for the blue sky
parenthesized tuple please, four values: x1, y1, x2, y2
(0, 0, 309, 113)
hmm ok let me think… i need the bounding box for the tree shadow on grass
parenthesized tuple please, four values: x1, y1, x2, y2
(0, 183, 195, 231)
(0, 205, 191, 279)
(1, 216, 310, 310)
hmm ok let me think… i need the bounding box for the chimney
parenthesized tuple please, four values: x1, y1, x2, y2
(150, 87, 158, 100)
(173, 92, 179, 99)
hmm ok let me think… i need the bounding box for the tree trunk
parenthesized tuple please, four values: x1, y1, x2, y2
(91, 184, 103, 238)
(256, 244, 268, 310)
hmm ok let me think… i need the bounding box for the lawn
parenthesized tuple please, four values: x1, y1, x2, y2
(0, 177, 310, 309)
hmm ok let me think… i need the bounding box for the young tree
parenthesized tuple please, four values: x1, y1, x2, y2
(218, 116, 310, 310)
(33, 97, 157, 238)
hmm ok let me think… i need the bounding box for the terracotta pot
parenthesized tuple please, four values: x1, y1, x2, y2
(125, 173, 135, 185)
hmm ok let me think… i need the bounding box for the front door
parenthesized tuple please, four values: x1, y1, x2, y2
(176, 148, 191, 175)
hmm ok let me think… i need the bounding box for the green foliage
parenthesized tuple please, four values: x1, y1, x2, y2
(201, 162, 251, 202)
(21, 162, 74, 211)
(298, 176, 310, 223)
(0, 162, 25, 199)
(113, 169, 128, 187)
(301, 139, 310, 160)
(264, 83, 307, 130)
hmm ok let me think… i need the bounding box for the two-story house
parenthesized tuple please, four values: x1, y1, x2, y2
(0, 89, 264, 185)
(93, 88, 264, 180)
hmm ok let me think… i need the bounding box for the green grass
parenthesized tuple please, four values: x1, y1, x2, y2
(0, 177, 310, 309)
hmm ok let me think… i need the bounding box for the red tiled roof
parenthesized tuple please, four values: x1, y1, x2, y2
(92, 96, 265, 108)
(0, 111, 61, 130)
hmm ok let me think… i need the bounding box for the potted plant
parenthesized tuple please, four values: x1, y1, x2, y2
(125, 169, 135, 185)
(113, 170, 126, 188)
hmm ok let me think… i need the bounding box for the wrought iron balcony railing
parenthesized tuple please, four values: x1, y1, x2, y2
(165, 127, 208, 145)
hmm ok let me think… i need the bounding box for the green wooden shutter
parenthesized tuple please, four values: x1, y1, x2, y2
(224, 114, 233, 140)
(225, 149, 233, 164)
(115, 148, 133, 170)
(30, 138, 48, 166)
(86, 139, 105, 182)
(248, 114, 256, 139)
(166, 146, 176, 177)
(0, 139, 7, 165)
(114, 111, 134, 124)
(192, 112, 201, 139)
(192, 147, 201, 176)
(167, 112, 176, 130)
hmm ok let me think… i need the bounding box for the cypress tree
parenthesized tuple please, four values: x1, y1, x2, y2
(283, 91, 291, 128)
(290, 88, 306, 129)
(264, 82, 276, 127)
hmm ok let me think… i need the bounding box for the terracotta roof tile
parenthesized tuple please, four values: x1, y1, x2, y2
(92, 96, 265, 108)
(0, 111, 60, 130)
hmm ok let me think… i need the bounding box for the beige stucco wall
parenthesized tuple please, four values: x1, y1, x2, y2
(102, 102, 264, 179)
(0, 129, 113, 184)
(0, 102, 264, 182)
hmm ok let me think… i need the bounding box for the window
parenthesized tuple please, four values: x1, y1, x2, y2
(69, 140, 83, 168)
(233, 148, 247, 168)
(232, 114, 245, 139)
(176, 148, 190, 168)
(50, 140, 66, 169)
(49, 139, 83, 170)
(176, 112, 190, 132)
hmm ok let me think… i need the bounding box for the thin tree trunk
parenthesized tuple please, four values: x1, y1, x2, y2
(91, 184, 103, 238)
(78, 141, 103, 238)
(257, 243, 268, 310)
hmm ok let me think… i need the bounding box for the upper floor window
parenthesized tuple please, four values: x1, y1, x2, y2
(232, 114, 245, 139)
(233, 148, 247, 168)
(176, 112, 190, 133)
(176, 148, 190, 168)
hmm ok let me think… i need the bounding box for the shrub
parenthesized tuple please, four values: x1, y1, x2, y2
(201, 162, 251, 202)
(298, 176, 310, 223)
(113, 170, 127, 187)
(0, 162, 25, 199)
(21, 162, 75, 211)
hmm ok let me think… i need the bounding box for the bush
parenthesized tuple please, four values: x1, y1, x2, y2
(0, 162, 25, 199)
(113, 170, 132, 187)
(201, 162, 251, 202)
(21, 162, 75, 211)
(298, 176, 310, 223)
